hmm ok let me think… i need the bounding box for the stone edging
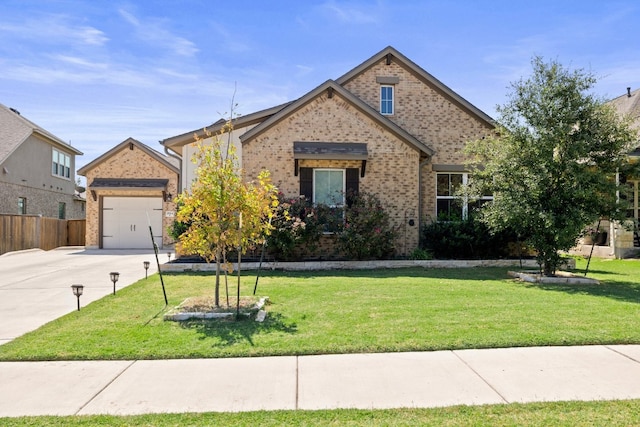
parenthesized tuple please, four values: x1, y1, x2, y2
(161, 258, 566, 272)
(164, 297, 269, 322)
(508, 270, 599, 285)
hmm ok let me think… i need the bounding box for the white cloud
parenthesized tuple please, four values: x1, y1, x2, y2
(320, 0, 380, 24)
(118, 8, 198, 57)
(0, 14, 108, 46)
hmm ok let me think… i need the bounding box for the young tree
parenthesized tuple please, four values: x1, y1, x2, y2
(175, 120, 278, 306)
(465, 57, 638, 276)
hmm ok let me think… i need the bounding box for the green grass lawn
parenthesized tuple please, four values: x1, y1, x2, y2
(3, 400, 640, 426)
(0, 258, 639, 361)
(2, 257, 640, 425)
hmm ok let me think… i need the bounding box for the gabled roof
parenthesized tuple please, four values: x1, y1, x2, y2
(160, 102, 292, 154)
(336, 46, 494, 127)
(609, 88, 640, 131)
(0, 103, 82, 165)
(78, 137, 179, 176)
(608, 88, 640, 155)
(240, 80, 435, 156)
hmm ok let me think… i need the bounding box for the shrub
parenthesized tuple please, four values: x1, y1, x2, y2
(265, 194, 325, 261)
(335, 191, 397, 260)
(421, 216, 522, 259)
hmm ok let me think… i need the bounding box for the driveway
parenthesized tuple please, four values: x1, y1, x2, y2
(0, 247, 169, 345)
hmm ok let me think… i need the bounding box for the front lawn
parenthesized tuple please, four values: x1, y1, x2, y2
(0, 258, 639, 361)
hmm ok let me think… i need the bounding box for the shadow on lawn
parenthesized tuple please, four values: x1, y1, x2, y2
(524, 279, 640, 305)
(180, 312, 297, 347)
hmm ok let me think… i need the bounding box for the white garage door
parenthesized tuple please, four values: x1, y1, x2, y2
(102, 197, 163, 249)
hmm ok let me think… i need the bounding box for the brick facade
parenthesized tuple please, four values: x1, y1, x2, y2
(243, 92, 422, 254)
(341, 57, 493, 223)
(80, 140, 178, 248)
(163, 46, 495, 257)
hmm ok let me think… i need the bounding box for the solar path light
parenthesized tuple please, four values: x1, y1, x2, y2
(71, 284, 84, 311)
(110, 272, 120, 295)
(143, 261, 150, 279)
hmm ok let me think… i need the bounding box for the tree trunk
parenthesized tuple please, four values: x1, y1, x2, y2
(214, 248, 221, 307)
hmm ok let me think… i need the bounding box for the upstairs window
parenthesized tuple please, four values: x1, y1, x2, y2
(380, 85, 394, 115)
(52, 149, 71, 179)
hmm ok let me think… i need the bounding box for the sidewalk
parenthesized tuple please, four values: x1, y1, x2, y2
(1, 345, 640, 417)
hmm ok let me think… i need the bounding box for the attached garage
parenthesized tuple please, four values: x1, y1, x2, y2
(102, 197, 163, 249)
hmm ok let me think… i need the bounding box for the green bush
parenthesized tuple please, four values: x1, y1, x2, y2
(421, 216, 522, 259)
(266, 191, 397, 261)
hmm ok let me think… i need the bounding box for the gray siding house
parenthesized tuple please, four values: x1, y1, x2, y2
(0, 103, 84, 219)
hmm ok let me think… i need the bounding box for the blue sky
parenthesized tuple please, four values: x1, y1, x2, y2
(1, 0, 639, 172)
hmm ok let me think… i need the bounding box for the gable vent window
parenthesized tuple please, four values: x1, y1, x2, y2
(52, 149, 71, 179)
(380, 85, 394, 115)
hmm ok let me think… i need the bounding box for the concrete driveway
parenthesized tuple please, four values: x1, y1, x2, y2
(0, 247, 169, 345)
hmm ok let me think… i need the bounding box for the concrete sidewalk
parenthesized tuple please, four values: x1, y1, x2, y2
(1, 345, 640, 417)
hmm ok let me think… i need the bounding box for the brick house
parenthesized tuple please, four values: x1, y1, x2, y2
(604, 87, 640, 257)
(162, 46, 495, 256)
(0, 103, 84, 219)
(78, 138, 179, 249)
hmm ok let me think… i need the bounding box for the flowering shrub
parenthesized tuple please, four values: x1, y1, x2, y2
(265, 191, 397, 260)
(335, 191, 397, 260)
(265, 194, 325, 260)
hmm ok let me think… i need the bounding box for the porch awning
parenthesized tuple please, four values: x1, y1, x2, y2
(293, 142, 368, 177)
(87, 178, 169, 201)
(88, 178, 169, 190)
(293, 141, 368, 160)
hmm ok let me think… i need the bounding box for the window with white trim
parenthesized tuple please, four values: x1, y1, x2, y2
(436, 173, 492, 220)
(52, 149, 71, 179)
(380, 85, 394, 115)
(313, 169, 345, 207)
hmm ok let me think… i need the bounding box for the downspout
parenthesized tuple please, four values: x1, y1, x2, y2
(418, 156, 431, 247)
(164, 145, 183, 193)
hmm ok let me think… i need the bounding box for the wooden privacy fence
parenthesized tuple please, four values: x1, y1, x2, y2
(0, 214, 85, 255)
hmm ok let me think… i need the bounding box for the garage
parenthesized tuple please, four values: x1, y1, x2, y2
(78, 138, 180, 250)
(102, 197, 163, 249)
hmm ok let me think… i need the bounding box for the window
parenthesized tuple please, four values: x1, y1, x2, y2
(18, 197, 26, 215)
(300, 167, 360, 205)
(300, 167, 360, 232)
(436, 173, 492, 220)
(314, 169, 345, 206)
(58, 202, 66, 219)
(52, 149, 71, 179)
(380, 85, 394, 115)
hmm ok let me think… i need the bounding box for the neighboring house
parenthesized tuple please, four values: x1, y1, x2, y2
(606, 87, 640, 257)
(0, 103, 84, 219)
(161, 46, 495, 256)
(78, 138, 179, 249)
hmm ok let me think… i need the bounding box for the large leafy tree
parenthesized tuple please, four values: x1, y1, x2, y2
(175, 120, 278, 306)
(465, 57, 638, 275)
